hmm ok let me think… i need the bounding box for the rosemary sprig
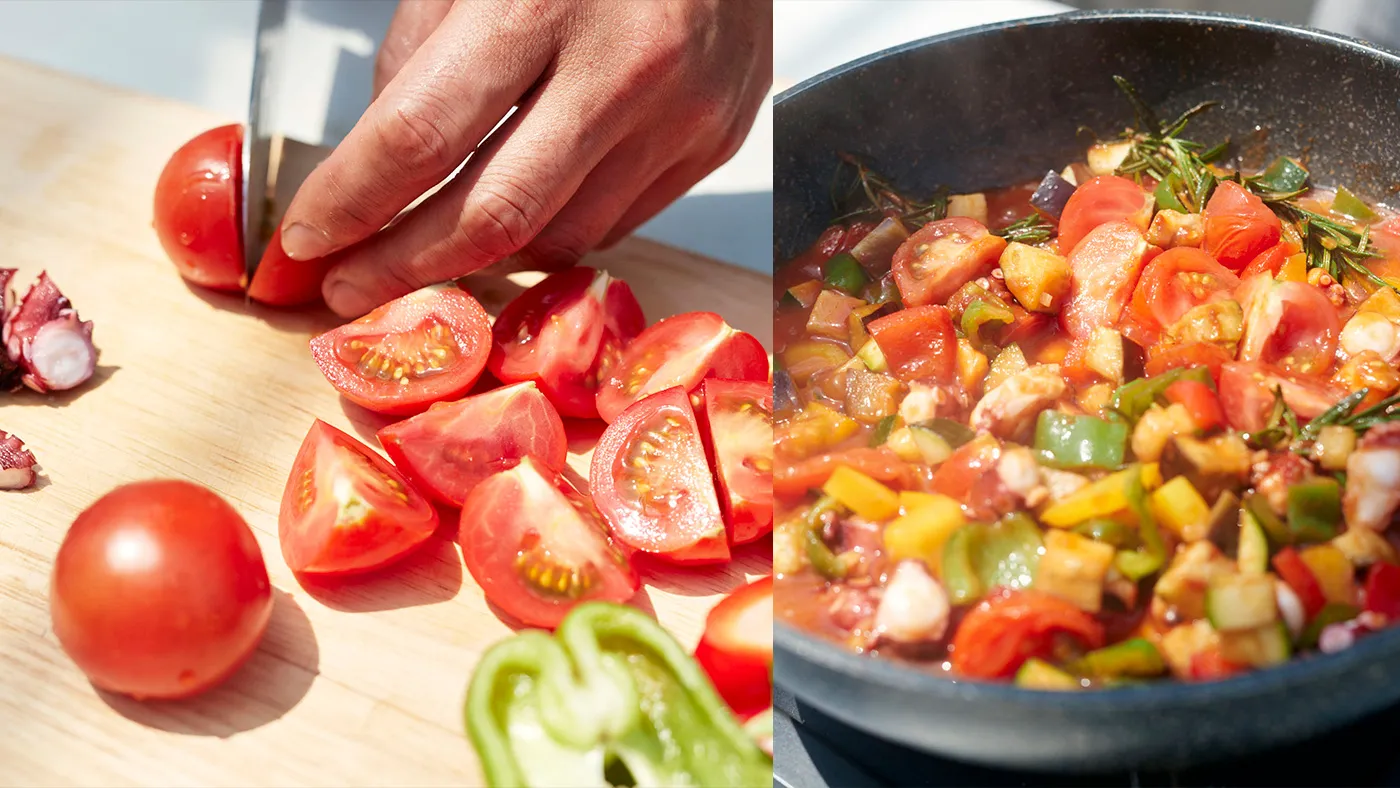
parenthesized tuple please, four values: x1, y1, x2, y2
(830, 152, 947, 228)
(1270, 202, 1385, 288)
(993, 213, 1055, 244)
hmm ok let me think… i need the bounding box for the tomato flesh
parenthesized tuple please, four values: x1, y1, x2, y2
(950, 587, 1105, 679)
(1144, 341, 1233, 384)
(591, 386, 729, 563)
(696, 379, 774, 545)
(1219, 361, 1345, 432)
(487, 267, 646, 419)
(311, 284, 491, 415)
(459, 456, 639, 628)
(246, 225, 337, 307)
(50, 480, 273, 699)
(890, 217, 1006, 308)
(1061, 221, 1159, 339)
(695, 576, 773, 718)
(279, 420, 440, 575)
(153, 124, 244, 292)
(774, 447, 914, 499)
(595, 311, 767, 424)
(1056, 175, 1154, 255)
(1238, 277, 1340, 377)
(1164, 379, 1225, 432)
(866, 305, 957, 382)
(1203, 181, 1283, 271)
(378, 381, 568, 507)
(1129, 246, 1240, 332)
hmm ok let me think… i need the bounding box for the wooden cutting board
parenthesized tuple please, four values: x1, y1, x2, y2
(0, 56, 772, 787)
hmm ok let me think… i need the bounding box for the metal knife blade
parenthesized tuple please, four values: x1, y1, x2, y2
(242, 0, 289, 284)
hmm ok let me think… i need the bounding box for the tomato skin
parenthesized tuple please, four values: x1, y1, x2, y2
(50, 480, 273, 700)
(1203, 181, 1282, 271)
(696, 380, 774, 546)
(866, 305, 957, 382)
(1189, 648, 1247, 681)
(1364, 562, 1400, 620)
(1241, 240, 1301, 279)
(487, 268, 646, 419)
(1061, 221, 1160, 339)
(1164, 379, 1225, 431)
(891, 218, 1006, 308)
(595, 311, 768, 424)
(279, 420, 440, 575)
(591, 386, 729, 563)
(1056, 175, 1154, 255)
(695, 576, 773, 718)
(310, 285, 492, 415)
(378, 381, 568, 507)
(1129, 247, 1241, 332)
(1238, 277, 1340, 376)
(1144, 342, 1233, 383)
(460, 457, 639, 628)
(1273, 547, 1327, 619)
(949, 587, 1105, 680)
(774, 447, 914, 499)
(246, 225, 336, 307)
(1219, 361, 1346, 433)
(153, 124, 244, 292)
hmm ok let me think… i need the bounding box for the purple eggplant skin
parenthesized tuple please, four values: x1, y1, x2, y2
(1030, 169, 1077, 220)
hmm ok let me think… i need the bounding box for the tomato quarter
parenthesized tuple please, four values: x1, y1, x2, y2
(1219, 361, 1346, 432)
(1129, 247, 1240, 332)
(866, 305, 957, 382)
(279, 420, 440, 575)
(50, 480, 273, 699)
(591, 386, 729, 563)
(1203, 181, 1282, 271)
(1238, 277, 1340, 377)
(696, 379, 774, 545)
(1056, 175, 1154, 255)
(153, 124, 244, 292)
(1061, 221, 1159, 339)
(695, 576, 773, 718)
(890, 217, 1006, 308)
(378, 381, 568, 508)
(459, 456, 639, 628)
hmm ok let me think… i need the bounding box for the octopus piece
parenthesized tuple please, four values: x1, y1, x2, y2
(3, 272, 97, 393)
(0, 269, 16, 388)
(0, 430, 37, 490)
(873, 560, 950, 644)
(969, 364, 1066, 438)
(1344, 423, 1400, 532)
(1251, 451, 1314, 518)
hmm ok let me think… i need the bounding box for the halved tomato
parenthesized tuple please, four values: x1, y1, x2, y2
(866, 305, 957, 382)
(1218, 360, 1347, 432)
(153, 124, 244, 292)
(246, 225, 337, 307)
(377, 381, 567, 507)
(1061, 221, 1160, 339)
(1056, 175, 1154, 255)
(278, 420, 439, 575)
(487, 267, 646, 419)
(695, 576, 773, 718)
(1203, 181, 1282, 271)
(460, 456, 638, 628)
(595, 311, 767, 424)
(1129, 247, 1240, 332)
(696, 379, 774, 545)
(310, 284, 491, 415)
(1238, 277, 1341, 376)
(591, 386, 728, 563)
(890, 217, 1006, 308)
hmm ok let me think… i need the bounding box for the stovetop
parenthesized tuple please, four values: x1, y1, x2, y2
(773, 685, 1400, 787)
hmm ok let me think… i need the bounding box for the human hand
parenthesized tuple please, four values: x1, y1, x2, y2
(279, 0, 772, 317)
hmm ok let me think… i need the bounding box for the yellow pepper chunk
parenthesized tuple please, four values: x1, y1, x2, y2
(883, 494, 966, 575)
(1277, 252, 1307, 283)
(1298, 544, 1358, 606)
(823, 466, 900, 522)
(899, 491, 949, 513)
(1149, 476, 1212, 542)
(1041, 464, 1161, 528)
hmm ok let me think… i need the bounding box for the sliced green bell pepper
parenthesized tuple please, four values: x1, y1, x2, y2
(1253, 156, 1310, 195)
(1110, 366, 1212, 423)
(960, 299, 1014, 343)
(1074, 637, 1166, 678)
(917, 417, 977, 449)
(1034, 411, 1128, 470)
(823, 252, 869, 294)
(1287, 478, 1343, 543)
(942, 514, 1043, 604)
(798, 496, 853, 580)
(1332, 186, 1377, 223)
(1244, 491, 1292, 546)
(869, 415, 896, 447)
(466, 602, 771, 788)
(1154, 174, 1187, 213)
(1113, 463, 1165, 580)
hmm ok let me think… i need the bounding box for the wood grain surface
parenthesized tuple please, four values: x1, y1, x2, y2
(0, 56, 772, 787)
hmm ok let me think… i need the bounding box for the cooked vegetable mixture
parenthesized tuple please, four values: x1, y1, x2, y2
(773, 79, 1400, 688)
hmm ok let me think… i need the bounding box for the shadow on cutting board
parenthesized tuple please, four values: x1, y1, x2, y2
(96, 589, 318, 737)
(294, 534, 464, 614)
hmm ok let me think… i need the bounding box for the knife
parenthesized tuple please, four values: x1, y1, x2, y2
(241, 0, 290, 286)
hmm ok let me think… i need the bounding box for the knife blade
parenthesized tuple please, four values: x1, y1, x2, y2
(242, 0, 289, 285)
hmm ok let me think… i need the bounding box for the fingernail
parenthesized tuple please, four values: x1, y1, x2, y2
(322, 277, 367, 317)
(280, 222, 334, 261)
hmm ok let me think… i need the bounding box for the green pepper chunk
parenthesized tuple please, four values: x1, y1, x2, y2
(1154, 175, 1187, 213)
(942, 515, 1043, 604)
(1034, 411, 1128, 470)
(1113, 464, 1165, 580)
(1332, 186, 1377, 223)
(960, 299, 1014, 343)
(1073, 518, 1138, 549)
(1074, 637, 1167, 678)
(1110, 366, 1212, 423)
(918, 418, 977, 449)
(869, 415, 896, 447)
(465, 602, 771, 788)
(1287, 478, 1343, 543)
(823, 252, 868, 294)
(1298, 602, 1361, 650)
(1243, 492, 1292, 547)
(1253, 156, 1310, 194)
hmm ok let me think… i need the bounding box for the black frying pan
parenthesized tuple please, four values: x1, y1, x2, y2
(774, 9, 1400, 772)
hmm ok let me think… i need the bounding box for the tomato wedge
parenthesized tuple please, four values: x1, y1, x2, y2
(1241, 240, 1302, 279)
(591, 386, 728, 563)
(153, 124, 244, 292)
(950, 587, 1105, 679)
(1203, 181, 1282, 271)
(1129, 247, 1240, 332)
(595, 311, 767, 424)
(866, 305, 957, 382)
(459, 456, 639, 628)
(774, 447, 915, 499)
(1164, 379, 1225, 432)
(1056, 175, 1154, 255)
(1061, 221, 1159, 339)
(1238, 277, 1341, 376)
(377, 381, 567, 507)
(1144, 341, 1233, 383)
(246, 225, 337, 307)
(487, 267, 646, 419)
(310, 284, 491, 415)
(890, 217, 1006, 308)
(696, 379, 774, 545)
(1218, 360, 1346, 432)
(695, 576, 773, 718)
(278, 420, 440, 575)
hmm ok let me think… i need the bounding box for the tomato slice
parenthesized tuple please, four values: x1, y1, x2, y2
(591, 386, 728, 563)
(1129, 247, 1240, 332)
(246, 225, 336, 307)
(278, 420, 440, 575)
(866, 305, 957, 382)
(774, 447, 914, 499)
(487, 267, 646, 419)
(890, 217, 1006, 308)
(595, 311, 767, 424)
(1241, 240, 1302, 279)
(377, 381, 567, 507)
(310, 284, 491, 415)
(1218, 360, 1346, 432)
(1203, 181, 1282, 271)
(1237, 276, 1341, 376)
(695, 576, 773, 718)
(1061, 221, 1159, 339)
(949, 587, 1106, 680)
(1164, 379, 1225, 432)
(153, 124, 244, 292)
(1056, 175, 1154, 255)
(1144, 341, 1233, 383)
(696, 379, 774, 546)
